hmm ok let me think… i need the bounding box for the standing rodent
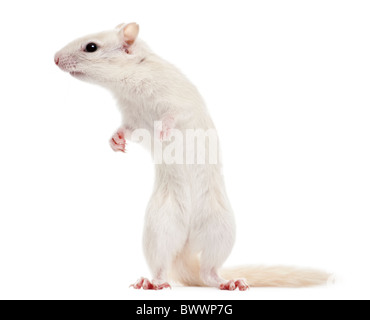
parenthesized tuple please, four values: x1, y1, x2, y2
(55, 22, 330, 290)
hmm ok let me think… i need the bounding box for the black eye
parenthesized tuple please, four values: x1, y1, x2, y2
(85, 43, 98, 53)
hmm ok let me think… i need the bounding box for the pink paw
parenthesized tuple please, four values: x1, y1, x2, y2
(220, 279, 249, 291)
(159, 128, 172, 142)
(130, 277, 171, 290)
(110, 129, 126, 153)
(156, 116, 175, 142)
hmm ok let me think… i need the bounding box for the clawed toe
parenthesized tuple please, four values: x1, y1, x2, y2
(220, 279, 249, 291)
(130, 277, 171, 290)
(110, 130, 126, 153)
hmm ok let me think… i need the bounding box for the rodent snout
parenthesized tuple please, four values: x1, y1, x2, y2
(53, 53, 78, 72)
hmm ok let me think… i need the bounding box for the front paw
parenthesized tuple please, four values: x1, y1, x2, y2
(110, 129, 126, 153)
(156, 116, 175, 142)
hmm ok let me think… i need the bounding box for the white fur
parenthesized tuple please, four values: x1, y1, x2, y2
(55, 23, 330, 289)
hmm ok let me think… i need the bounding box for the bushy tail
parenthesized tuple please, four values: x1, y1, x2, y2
(170, 247, 331, 288)
(220, 265, 332, 288)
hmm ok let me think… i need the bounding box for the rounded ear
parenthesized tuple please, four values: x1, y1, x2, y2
(118, 22, 140, 46)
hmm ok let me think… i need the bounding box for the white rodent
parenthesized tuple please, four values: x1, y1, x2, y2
(54, 22, 331, 290)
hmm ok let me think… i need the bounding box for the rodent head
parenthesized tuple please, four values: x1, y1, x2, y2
(54, 23, 142, 85)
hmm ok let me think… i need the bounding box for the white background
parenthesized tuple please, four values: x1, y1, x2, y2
(0, 0, 369, 300)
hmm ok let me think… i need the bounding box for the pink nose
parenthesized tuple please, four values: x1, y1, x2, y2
(55, 57, 59, 66)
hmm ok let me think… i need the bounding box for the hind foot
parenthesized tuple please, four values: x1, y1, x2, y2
(130, 277, 171, 290)
(220, 279, 249, 291)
